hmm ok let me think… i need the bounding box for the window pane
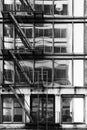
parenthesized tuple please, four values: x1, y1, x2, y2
(62, 98, 72, 122)
(35, 60, 52, 85)
(3, 98, 12, 108)
(35, 24, 52, 53)
(85, 60, 87, 86)
(14, 108, 22, 122)
(15, 61, 33, 84)
(4, 61, 14, 83)
(3, 109, 12, 122)
(74, 0, 84, 16)
(54, 60, 72, 85)
(74, 24, 84, 53)
(74, 60, 83, 86)
(31, 95, 54, 123)
(73, 98, 84, 122)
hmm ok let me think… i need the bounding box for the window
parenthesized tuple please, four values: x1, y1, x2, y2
(54, 29, 67, 38)
(31, 94, 55, 123)
(54, 47, 66, 53)
(4, 69, 14, 83)
(54, 60, 72, 85)
(4, 25, 13, 38)
(62, 95, 84, 123)
(3, 95, 24, 123)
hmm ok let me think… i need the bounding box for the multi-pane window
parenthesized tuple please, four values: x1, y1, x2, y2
(62, 95, 84, 123)
(31, 94, 55, 123)
(3, 95, 24, 122)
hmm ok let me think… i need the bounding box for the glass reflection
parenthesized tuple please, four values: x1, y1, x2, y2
(15, 24, 33, 51)
(4, 24, 14, 49)
(54, 60, 72, 86)
(35, 60, 52, 86)
(54, 0, 68, 16)
(35, 24, 52, 53)
(15, 61, 33, 84)
(4, 61, 14, 83)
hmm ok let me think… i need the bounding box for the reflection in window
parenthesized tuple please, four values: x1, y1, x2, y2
(54, 1, 68, 16)
(54, 47, 66, 53)
(4, 24, 13, 38)
(35, 24, 52, 53)
(54, 29, 66, 38)
(54, 60, 72, 85)
(31, 95, 54, 123)
(4, 61, 14, 83)
(4, 0, 14, 11)
(35, 60, 52, 85)
(15, 61, 33, 84)
(3, 95, 23, 122)
(62, 95, 84, 123)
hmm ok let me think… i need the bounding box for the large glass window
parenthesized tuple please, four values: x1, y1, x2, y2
(31, 94, 55, 123)
(62, 95, 84, 123)
(54, 60, 72, 86)
(35, 60, 52, 86)
(3, 95, 23, 122)
(35, 24, 52, 53)
(15, 24, 33, 51)
(54, 24, 67, 54)
(15, 61, 33, 84)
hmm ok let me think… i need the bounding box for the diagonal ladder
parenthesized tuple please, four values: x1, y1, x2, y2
(19, 0, 34, 15)
(9, 12, 33, 51)
(9, 50, 31, 84)
(9, 85, 33, 122)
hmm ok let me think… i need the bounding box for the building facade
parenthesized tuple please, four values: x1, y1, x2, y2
(0, 0, 87, 129)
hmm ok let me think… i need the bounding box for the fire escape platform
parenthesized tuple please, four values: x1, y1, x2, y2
(2, 49, 44, 60)
(2, 12, 87, 24)
(2, 49, 87, 60)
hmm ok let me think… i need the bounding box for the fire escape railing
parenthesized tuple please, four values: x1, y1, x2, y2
(9, 12, 33, 51)
(2, 0, 44, 123)
(9, 50, 31, 84)
(19, 0, 34, 15)
(9, 85, 33, 122)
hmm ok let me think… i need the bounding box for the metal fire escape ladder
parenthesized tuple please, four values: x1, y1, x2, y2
(19, 0, 34, 15)
(9, 50, 31, 84)
(9, 12, 33, 51)
(9, 85, 33, 122)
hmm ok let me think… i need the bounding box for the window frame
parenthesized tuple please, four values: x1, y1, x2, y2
(2, 94, 24, 123)
(61, 94, 85, 124)
(30, 94, 55, 123)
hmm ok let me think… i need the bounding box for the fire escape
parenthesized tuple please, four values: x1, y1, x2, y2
(2, 0, 43, 124)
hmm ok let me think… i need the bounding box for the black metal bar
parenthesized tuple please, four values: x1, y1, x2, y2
(9, 50, 31, 84)
(9, 12, 33, 51)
